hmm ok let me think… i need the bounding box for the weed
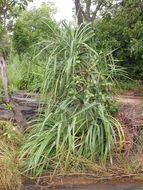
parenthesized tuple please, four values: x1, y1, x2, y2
(5, 103, 13, 110)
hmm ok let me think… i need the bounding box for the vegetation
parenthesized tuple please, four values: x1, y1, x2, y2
(20, 24, 124, 176)
(0, 0, 33, 56)
(0, 0, 142, 188)
(13, 3, 56, 55)
(0, 121, 22, 189)
(94, 0, 143, 79)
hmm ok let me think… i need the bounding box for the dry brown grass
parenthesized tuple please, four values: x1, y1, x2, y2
(0, 121, 23, 190)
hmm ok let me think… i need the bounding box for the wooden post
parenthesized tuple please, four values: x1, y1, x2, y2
(0, 54, 26, 131)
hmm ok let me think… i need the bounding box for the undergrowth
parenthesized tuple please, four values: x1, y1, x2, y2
(0, 121, 23, 190)
(115, 79, 143, 94)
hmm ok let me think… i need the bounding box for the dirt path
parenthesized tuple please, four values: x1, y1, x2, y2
(115, 90, 143, 156)
(116, 90, 143, 128)
(49, 183, 143, 190)
(23, 179, 143, 190)
(116, 91, 143, 106)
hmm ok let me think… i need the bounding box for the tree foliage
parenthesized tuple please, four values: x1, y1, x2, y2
(0, 0, 33, 28)
(94, 0, 143, 79)
(0, 0, 33, 56)
(13, 3, 56, 55)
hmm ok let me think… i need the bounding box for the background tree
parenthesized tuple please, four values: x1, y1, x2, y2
(13, 3, 57, 55)
(0, 0, 33, 28)
(0, 0, 33, 56)
(74, 0, 114, 25)
(94, 0, 143, 79)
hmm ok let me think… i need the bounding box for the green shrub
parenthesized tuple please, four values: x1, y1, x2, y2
(13, 3, 57, 55)
(21, 24, 124, 176)
(93, 0, 143, 80)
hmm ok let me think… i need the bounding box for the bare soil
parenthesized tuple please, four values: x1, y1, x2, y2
(116, 90, 143, 127)
(115, 90, 143, 156)
(22, 175, 143, 190)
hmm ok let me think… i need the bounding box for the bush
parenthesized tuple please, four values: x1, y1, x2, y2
(93, 0, 143, 80)
(21, 24, 124, 177)
(13, 3, 57, 55)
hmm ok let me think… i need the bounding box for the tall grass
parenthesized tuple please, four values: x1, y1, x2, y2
(21, 24, 124, 176)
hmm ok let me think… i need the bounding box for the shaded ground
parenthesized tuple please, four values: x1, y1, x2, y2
(24, 184, 143, 190)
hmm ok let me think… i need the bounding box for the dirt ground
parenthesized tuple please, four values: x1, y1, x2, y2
(23, 175, 143, 190)
(116, 91, 143, 127)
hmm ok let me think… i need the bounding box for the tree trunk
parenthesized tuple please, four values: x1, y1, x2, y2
(75, 0, 83, 25)
(0, 54, 26, 131)
(0, 55, 10, 103)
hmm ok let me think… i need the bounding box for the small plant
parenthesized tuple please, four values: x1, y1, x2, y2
(5, 103, 13, 110)
(109, 101, 118, 115)
(0, 121, 23, 146)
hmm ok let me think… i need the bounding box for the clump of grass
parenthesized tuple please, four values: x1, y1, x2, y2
(21, 24, 125, 177)
(0, 121, 23, 147)
(0, 121, 23, 189)
(0, 141, 21, 190)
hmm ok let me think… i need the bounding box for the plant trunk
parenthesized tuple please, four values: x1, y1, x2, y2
(75, 0, 83, 25)
(0, 54, 26, 131)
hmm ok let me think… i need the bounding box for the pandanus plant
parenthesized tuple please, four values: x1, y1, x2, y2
(21, 24, 125, 176)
